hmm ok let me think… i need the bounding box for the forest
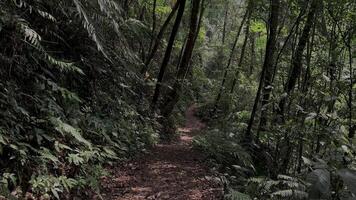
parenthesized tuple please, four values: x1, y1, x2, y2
(0, 0, 355, 199)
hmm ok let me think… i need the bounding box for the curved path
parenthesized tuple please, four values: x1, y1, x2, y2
(100, 104, 223, 200)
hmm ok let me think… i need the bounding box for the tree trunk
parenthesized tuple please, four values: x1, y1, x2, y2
(149, 0, 157, 53)
(161, 0, 202, 117)
(141, 0, 182, 74)
(277, 0, 320, 119)
(230, 11, 251, 94)
(222, 3, 229, 45)
(256, 0, 280, 134)
(272, 5, 307, 84)
(347, 33, 354, 139)
(150, 0, 186, 110)
(249, 32, 256, 77)
(213, 9, 249, 110)
(245, 0, 280, 141)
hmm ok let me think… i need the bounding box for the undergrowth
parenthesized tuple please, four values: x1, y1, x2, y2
(0, 0, 158, 199)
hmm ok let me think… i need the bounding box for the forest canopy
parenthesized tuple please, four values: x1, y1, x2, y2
(0, 0, 355, 199)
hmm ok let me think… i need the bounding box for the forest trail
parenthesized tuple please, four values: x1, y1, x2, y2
(100, 104, 223, 200)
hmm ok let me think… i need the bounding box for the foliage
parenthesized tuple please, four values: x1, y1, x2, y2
(0, 0, 355, 198)
(0, 0, 157, 198)
(193, 129, 252, 168)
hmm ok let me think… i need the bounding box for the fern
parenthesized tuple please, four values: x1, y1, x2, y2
(67, 153, 84, 165)
(50, 117, 92, 148)
(271, 189, 308, 199)
(36, 10, 56, 22)
(225, 189, 252, 200)
(17, 17, 83, 73)
(39, 148, 60, 163)
(72, 0, 107, 57)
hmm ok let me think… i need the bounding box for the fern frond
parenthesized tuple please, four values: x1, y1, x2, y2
(72, 0, 108, 58)
(264, 180, 279, 191)
(248, 177, 265, 184)
(281, 180, 306, 190)
(18, 19, 42, 46)
(50, 117, 92, 148)
(37, 10, 56, 22)
(17, 18, 83, 73)
(277, 174, 297, 181)
(271, 189, 308, 199)
(225, 189, 252, 200)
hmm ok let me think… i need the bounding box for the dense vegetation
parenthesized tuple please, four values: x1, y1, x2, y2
(0, 0, 355, 199)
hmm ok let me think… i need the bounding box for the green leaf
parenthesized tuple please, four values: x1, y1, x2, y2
(272, 189, 308, 199)
(39, 148, 59, 163)
(225, 189, 252, 200)
(50, 118, 92, 148)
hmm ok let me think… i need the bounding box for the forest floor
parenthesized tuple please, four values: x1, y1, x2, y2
(100, 105, 224, 200)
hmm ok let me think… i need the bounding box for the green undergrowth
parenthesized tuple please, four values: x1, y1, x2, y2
(0, 0, 158, 199)
(193, 106, 356, 200)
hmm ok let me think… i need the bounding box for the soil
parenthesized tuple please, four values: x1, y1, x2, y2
(100, 104, 223, 200)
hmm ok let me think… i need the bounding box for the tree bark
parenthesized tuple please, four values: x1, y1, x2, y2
(150, 0, 186, 110)
(141, 0, 182, 74)
(277, 0, 320, 119)
(256, 0, 280, 134)
(222, 3, 229, 45)
(149, 0, 157, 53)
(347, 33, 354, 139)
(161, 0, 202, 117)
(249, 32, 256, 76)
(230, 11, 251, 94)
(246, 0, 280, 141)
(213, 9, 249, 109)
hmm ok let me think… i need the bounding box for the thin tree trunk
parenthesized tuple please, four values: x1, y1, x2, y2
(245, 0, 280, 141)
(213, 9, 249, 109)
(301, 24, 315, 93)
(141, 0, 181, 74)
(230, 11, 251, 93)
(150, 0, 186, 111)
(347, 34, 354, 139)
(222, 3, 229, 45)
(139, 5, 147, 61)
(256, 0, 280, 135)
(161, 0, 202, 117)
(249, 32, 256, 76)
(177, 0, 205, 74)
(272, 5, 307, 83)
(277, 0, 320, 119)
(149, 0, 157, 53)
(245, 59, 266, 142)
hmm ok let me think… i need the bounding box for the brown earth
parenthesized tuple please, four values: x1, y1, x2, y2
(100, 104, 223, 200)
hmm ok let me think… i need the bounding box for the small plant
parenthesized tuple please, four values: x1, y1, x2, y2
(30, 175, 78, 199)
(246, 175, 308, 199)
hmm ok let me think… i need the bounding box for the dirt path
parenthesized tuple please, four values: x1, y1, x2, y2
(100, 104, 223, 200)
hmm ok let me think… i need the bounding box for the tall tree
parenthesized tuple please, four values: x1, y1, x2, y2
(277, 0, 320, 119)
(245, 0, 280, 141)
(141, 0, 182, 74)
(230, 6, 252, 94)
(151, 0, 186, 110)
(257, 0, 280, 133)
(161, 0, 202, 117)
(222, 2, 229, 45)
(214, 8, 250, 109)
